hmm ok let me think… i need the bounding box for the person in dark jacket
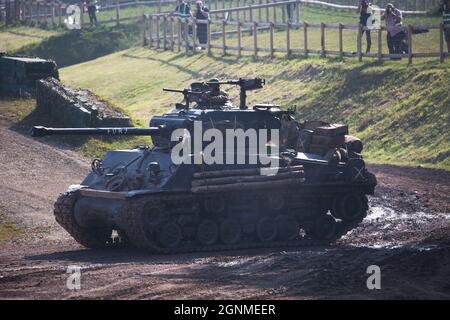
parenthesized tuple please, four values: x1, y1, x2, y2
(442, 0, 450, 53)
(194, 0, 209, 46)
(358, 0, 372, 53)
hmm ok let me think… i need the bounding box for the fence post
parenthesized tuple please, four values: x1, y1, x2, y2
(222, 20, 226, 55)
(116, 0, 120, 25)
(237, 21, 242, 57)
(156, 15, 160, 49)
(143, 15, 148, 46)
(259, 0, 262, 23)
(44, 0, 48, 24)
(320, 23, 325, 57)
(29, 0, 33, 23)
(163, 15, 167, 50)
(339, 23, 343, 58)
(170, 17, 175, 51)
(149, 15, 153, 47)
(282, 2, 285, 23)
(58, 2, 62, 26)
(249, 4, 253, 22)
(177, 18, 181, 52)
(304, 21, 308, 57)
(273, 0, 276, 24)
(407, 25, 413, 64)
(184, 18, 189, 53)
(192, 18, 197, 52)
(286, 21, 291, 56)
(51, 2, 55, 25)
(377, 28, 382, 61)
(253, 21, 258, 58)
(18, 0, 23, 20)
(237, 0, 240, 21)
(269, 21, 274, 58)
(207, 19, 211, 55)
(357, 25, 362, 62)
(295, 0, 300, 27)
(440, 23, 445, 63)
(265, 0, 269, 23)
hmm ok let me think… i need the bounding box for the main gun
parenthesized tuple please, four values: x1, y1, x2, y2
(31, 126, 164, 137)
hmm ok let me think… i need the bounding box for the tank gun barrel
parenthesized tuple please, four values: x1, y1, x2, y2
(31, 126, 163, 137)
(163, 88, 203, 109)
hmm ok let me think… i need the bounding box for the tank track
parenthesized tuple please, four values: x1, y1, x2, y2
(123, 190, 369, 254)
(54, 192, 125, 249)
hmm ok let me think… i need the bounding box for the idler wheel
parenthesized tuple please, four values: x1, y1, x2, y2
(196, 219, 219, 246)
(219, 219, 242, 244)
(312, 215, 338, 241)
(256, 217, 277, 242)
(277, 215, 300, 241)
(204, 196, 226, 215)
(332, 193, 366, 222)
(158, 221, 183, 248)
(267, 194, 285, 212)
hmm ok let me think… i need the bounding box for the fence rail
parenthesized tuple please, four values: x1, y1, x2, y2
(143, 6, 449, 64)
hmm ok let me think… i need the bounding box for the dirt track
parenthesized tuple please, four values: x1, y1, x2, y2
(0, 120, 449, 300)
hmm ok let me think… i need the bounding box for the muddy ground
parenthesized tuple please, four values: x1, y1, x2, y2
(0, 119, 449, 300)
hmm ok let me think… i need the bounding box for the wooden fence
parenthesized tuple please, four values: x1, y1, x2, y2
(143, 0, 449, 64)
(1, 0, 437, 27)
(317, 0, 441, 12)
(0, 0, 177, 26)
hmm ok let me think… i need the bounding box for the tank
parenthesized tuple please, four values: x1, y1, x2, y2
(31, 78, 377, 253)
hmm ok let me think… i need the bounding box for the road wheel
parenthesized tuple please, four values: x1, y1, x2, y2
(332, 193, 367, 222)
(267, 194, 285, 212)
(196, 219, 219, 246)
(219, 219, 242, 245)
(277, 215, 299, 241)
(256, 217, 277, 242)
(158, 221, 183, 248)
(312, 215, 338, 241)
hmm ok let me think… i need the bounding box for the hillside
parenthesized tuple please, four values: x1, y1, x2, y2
(60, 48, 450, 170)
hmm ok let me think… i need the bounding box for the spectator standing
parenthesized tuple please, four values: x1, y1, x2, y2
(358, 0, 372, 53)
(442, 0, 450, 53)
(194, 1, 209, 46)
(382, 3, 406, 58)
(86, 0, 98, 27)
(171, 0, 192, 47)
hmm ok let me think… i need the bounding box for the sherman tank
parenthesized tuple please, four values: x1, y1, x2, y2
(31, 78, 377, 253)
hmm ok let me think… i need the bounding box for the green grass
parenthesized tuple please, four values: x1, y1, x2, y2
(0, 25, 60, 52)
(60, 48, 450, 170)
(0, 211, 23, 243)
(15, 23, 142, 67)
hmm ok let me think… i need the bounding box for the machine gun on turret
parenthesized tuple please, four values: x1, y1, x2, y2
(207, 78, 265, 109)
(164, 78, 265, 110)
(162, 88, 203, 109)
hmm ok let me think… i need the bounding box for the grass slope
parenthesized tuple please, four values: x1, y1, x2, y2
(61, 48, 450, 170)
